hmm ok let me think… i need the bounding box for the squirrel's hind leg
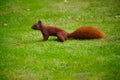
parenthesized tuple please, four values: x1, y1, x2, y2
(57, 33, 65, 42)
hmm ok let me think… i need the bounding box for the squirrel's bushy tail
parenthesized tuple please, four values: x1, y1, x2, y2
(67, 26, 106, 39)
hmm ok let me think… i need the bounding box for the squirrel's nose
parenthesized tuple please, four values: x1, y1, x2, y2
(31, 26, 34, 29)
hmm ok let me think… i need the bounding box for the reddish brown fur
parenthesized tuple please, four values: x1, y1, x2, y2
(68, 26, 106, 39)
(32, 21, 68, 42)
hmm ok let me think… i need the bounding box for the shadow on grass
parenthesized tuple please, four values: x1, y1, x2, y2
(22, 38, 62, 44)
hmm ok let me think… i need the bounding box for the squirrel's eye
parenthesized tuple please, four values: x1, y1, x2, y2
(36, 25, 39, 28)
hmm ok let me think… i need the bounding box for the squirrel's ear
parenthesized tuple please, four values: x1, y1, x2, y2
(38, 20, 42, 24)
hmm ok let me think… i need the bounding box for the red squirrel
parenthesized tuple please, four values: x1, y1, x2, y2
(32, 20, 68, 42)
(32, 20, 105, 42)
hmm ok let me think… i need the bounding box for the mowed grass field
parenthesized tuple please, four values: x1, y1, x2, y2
(0, 0, 120, 80)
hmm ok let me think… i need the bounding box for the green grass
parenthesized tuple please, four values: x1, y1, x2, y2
(0, 0, 120, 80)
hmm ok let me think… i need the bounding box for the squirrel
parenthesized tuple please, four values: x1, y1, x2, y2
(32, 20, 68, 42)
(32, 20, 105, 42)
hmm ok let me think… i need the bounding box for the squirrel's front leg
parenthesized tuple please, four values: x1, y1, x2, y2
(43, 34, 49, 41)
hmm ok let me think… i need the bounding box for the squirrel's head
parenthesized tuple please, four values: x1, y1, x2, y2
(32, 20, 42, 30)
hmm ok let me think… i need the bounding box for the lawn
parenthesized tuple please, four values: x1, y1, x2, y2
(0, 0, 120, 80)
